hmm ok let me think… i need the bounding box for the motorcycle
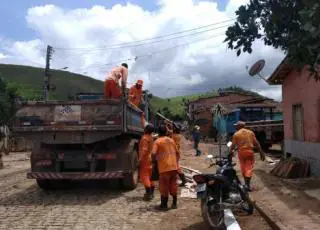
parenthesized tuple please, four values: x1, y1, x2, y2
(193, 142, 254, 229)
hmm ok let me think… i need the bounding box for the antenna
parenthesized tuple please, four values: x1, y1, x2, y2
(247, 59, 267, 82)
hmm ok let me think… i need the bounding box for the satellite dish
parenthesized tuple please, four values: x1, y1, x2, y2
(247, 59, 267, 82)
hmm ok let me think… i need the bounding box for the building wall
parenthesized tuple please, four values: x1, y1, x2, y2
(282, 68, 320, 176)
(283, 68, 320, 142)
(285, 140, 320, 176)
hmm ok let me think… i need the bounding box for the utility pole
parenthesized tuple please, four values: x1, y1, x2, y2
(43, 45, 53, 102)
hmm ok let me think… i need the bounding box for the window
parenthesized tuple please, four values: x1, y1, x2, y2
(292, 104, 304, 141)
(227, 112, 237, 122)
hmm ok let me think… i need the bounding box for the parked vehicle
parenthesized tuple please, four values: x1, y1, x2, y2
(214, 105, 284, 151)
(193, 142, 253, 229)
(11, 92, 149, 190)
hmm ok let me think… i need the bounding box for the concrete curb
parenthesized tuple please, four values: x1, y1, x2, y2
(250, 198, 286, 230)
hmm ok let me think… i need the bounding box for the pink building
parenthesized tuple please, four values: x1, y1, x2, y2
(268, 57, 320, 175)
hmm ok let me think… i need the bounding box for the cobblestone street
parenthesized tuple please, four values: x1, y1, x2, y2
(0, 150, 271, 230)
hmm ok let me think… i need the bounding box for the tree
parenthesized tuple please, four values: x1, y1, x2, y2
(0, 77, 18, 126)
(224, 0, 320, 81)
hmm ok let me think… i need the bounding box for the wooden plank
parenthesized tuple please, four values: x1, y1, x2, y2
(273, 161, 284, 176)
(270, 162, 281, 175)
(280, 160, 292, 177)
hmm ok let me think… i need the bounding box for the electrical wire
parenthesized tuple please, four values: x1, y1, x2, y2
(53, 33, 225, 71)
(53, 19, 234, 50)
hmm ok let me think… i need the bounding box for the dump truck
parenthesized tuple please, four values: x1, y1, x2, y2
(11, 92, 149, 190)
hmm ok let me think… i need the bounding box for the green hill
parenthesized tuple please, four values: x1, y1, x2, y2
(0, 64, 103, 100)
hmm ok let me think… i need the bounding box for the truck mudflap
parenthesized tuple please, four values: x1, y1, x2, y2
(27, 171, 124, 180)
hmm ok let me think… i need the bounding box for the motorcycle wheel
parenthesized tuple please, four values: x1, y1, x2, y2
(238, 186, 254, 215)
(201, 196, 225, 229)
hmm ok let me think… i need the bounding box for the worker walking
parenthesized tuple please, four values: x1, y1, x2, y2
(193, 125, 201, 156)
(139, 124, 155, 201)
(229, 121, 266, 192)
(129, 80, 144, 108)
(104, 63, 128, 99)
(152, 124, 180, 210)
(171, 123, 187, 187)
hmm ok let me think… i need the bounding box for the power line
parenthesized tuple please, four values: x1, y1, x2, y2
(58, 24, 231, 53)
(53, 19, 235, 51)
(53, 33, 225, 71)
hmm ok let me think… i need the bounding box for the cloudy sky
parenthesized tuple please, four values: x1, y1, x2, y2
(0, 0, 285, 100)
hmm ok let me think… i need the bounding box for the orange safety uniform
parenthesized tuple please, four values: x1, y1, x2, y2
(128, 85, 143, 107)
(139, 134, 154, 188)
(232, 128, 257, 178)
(152, 136, 180, 197)
(172, 133, 184, 175)
(104, 66, 128, 99)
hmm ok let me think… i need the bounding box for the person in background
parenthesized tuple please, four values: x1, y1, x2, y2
(229, 121, 266, 192)
(152, 124, 180, 210)
(172, 123, 187, 187)
(128, 80, 144, 108)
(104, 63, 128, 99)
(139, 123, 155, 201)
(193, 125, 201, 156)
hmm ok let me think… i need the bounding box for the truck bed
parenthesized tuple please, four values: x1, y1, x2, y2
(244, 119, 283, 128)
(12, 99, 144, 144)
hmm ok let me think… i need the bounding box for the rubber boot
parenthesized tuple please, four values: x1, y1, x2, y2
(143, 187, 153, 201)
(179, 173, 187, 187)
(171, 196, 177, 209)
(244, 177, 252, 192)
(155, 196, 169, 211)
(150, 186, 155, 198)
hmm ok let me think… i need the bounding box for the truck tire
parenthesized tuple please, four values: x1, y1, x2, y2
(123, 152, 139, 190)
(122, 167, 139, 190)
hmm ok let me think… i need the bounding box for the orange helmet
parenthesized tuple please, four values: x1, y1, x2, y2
(136, 80, 143, 85)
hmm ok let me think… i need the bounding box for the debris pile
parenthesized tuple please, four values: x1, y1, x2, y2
(179, 166, 201, 199)
(270, 157, 310, 178)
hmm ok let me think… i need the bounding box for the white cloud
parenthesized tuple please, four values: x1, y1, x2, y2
(0, 53, 6, 60)
(1, 0, 285, 100)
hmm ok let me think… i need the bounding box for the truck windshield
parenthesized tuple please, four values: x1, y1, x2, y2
(240, 108, 265, 121)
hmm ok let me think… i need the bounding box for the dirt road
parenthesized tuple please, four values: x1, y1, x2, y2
(0, 147, 272, 230)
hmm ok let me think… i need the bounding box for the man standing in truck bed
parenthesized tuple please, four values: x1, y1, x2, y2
(129, 80, 144, 108)
(104, 63, 128, 99)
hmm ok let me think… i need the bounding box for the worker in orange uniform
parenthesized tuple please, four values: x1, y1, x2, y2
(104, 63, 128, 99)
(152, 124, 180, 210)
(129, 80, 144, 108)
(229, 121, 266, 192)
(139, 123, 155, 201)
(172, 123, 187, 187)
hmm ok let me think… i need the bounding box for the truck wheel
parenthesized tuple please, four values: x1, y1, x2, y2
(36, 179, 54, 190)
(122, 168, 139, 190)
